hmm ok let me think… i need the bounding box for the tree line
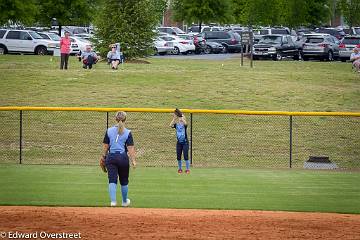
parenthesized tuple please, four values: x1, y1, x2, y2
(172, 0, 360, 29)
(1, 0, 359, 59)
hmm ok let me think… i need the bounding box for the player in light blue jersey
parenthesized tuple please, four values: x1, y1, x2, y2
(101, 111, 136, 207)
(170, 108, 190, 174)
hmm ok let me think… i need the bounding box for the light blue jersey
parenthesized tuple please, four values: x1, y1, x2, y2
(175, 123, 187, 143)
(107, 126, 130, 153)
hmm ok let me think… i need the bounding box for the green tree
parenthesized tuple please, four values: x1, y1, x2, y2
(338, 0, 360, 28)
(0, 0, 38, 25)
(94, 0, 165, 59)
(304, 0, 331, 27)
(37, 0, 98, 35)
(172, 0, 233, 32)
(232, 0, 331, 28)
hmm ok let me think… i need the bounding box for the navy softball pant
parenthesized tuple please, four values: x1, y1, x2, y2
(176, 141, 189, 160)
(105, 152, 129, 185)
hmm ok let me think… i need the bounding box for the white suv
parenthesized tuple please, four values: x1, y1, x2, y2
(0, 29, 58, 55)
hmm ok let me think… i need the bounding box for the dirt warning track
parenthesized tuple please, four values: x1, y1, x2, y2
(0, 206, 359, 240)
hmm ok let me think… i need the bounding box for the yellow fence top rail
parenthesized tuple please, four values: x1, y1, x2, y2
(1, 106, 360, 117)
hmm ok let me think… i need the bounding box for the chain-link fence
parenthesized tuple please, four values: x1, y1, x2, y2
(0, 107, 359, 170)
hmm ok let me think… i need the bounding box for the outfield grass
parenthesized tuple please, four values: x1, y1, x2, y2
(0, 55, 359, 111)
(0, 165, 359, 214)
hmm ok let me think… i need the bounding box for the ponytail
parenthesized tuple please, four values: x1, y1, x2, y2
(115, 111, 127, 134)
(118, 120, 125, 134)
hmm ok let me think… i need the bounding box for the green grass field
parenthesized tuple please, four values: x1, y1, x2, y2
(0, 55, 359, 213)
(0, 165, 359, 214)
(0, 55, 359, 111)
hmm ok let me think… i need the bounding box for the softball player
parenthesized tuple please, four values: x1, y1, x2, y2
(170, 109, 190, 174)
(101, 111, 136, 207)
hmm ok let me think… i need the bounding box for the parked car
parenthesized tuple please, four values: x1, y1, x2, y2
(70, 36, 92, 54)
(295, 33, 331, 48)
(37, 31, 80, 55)
(339, 36, 360, 62)
(187, 25, 209, 33)
(302, 36, 340, 61)
(159, 34, 195, 55)
(201, 26, 224, 32)
(191, 33, 207, 54)
(73, 33, 93, 40)
(154, 37, 174, 55)
(201, 31, 242, 53)
(0, 29, 58, 55)
(314, 28, 345, 40)
(340, 27, 360, 36)
(204, 42, 223, 54)
(253, 35, 301, 61)
(157, 27, 185, 36)
(256, 27, 298, 42)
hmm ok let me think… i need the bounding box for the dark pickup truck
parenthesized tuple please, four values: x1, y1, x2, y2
(253, 35, 301, 61)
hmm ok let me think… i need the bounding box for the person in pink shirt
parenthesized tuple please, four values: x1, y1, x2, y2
(60, 31, 71, 69)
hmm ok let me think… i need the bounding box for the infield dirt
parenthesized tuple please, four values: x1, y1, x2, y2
(0, 206, 359, 239)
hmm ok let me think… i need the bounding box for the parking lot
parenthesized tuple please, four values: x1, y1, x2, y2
(152, 53, 239, 60)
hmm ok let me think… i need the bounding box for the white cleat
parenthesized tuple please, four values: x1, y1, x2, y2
(110, 201, 117, 207)
(121, 198, 131, 207)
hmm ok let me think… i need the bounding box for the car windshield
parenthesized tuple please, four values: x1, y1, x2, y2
(306, 38, 324, 43)
(272, 29, 289, 34)
(354, 28, 360, 34)
(49, 33, 61, 41)
(343, 38, 360, 45)
(173, 27, 185, 34)
(29, 31, 43, 39)
(259, 36, 282, 44)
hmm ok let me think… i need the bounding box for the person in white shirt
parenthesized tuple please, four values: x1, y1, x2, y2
(350, 47, 360, 72)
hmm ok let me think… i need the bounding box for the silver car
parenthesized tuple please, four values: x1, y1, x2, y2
(339, 36, 360, 62)
(302, 36, 340, 61)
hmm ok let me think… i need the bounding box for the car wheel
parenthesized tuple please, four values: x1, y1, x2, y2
(293, 51, 302, 61)
(340, 58, 347, 62)
(204, 46, 212, 54)
(172, 46, 180, 55)
(302, 56, 309, 61)
(275, 52, 282, 61)
(0, 45, 7, 55)
(36, 46, 47, 55)
(222, 45, 228, 53)
(327, 51, 334, 61)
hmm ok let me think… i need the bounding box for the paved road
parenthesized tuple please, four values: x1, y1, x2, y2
(151, 53, 244, 61)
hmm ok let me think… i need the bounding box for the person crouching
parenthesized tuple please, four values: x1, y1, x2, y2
(81, 45, 99, 69)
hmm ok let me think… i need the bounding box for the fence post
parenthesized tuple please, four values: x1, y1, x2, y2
(106, 112, 109, 129)
(190, 113, 193, 165)
(19, 110, 23, 164)
(289, 115, 293, 168)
